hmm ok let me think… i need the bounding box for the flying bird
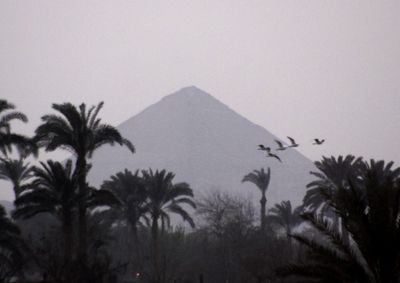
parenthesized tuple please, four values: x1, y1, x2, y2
(313, 139, 325, 145)
(274, 140, 287, 151)
(258, 144, 271, 153)
(287, 136, 299, 148)
(267, 152, 282, 162)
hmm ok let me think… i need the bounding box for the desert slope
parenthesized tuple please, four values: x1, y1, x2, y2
(89, 86, 315, 207)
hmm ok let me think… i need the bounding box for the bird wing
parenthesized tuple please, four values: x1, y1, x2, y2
(275, 140, 284, 148)
(272, 154, 282, 162)
(258, 144, 266, 150)
(287, 136, 296, 145)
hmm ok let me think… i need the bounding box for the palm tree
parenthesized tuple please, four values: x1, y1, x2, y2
(34, 102, 135, 267)
(13, 160, 78, 268)
(0, 100, 34, 156)
(100, 169, 148, 238)
(304, 155, 363, 214)
(0, 205, 24, 282)
(279, 158, 400, 283)
(266, 201, 303, 245)
(304, 155, 364, 243)
(277, 214, 372, 283)
(141, 169, 196, 283)
(13, 160, 117, 276)
(242, 168, 271, 231)
(0, 158, 33, 198)
(142, 169, 196, 234)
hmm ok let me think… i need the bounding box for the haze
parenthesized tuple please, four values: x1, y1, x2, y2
(1, 1, 399, 163)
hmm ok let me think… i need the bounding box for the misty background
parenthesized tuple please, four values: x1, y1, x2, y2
(1, 1, 399, 198)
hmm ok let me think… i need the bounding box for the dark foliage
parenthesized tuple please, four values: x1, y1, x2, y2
(280, 156, 400, 283)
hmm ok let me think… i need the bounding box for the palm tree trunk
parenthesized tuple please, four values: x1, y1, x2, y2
(260, 193, 267, 231)
(161, 218, 165, 234)
(63, 213, 73, 269)
(131, 224, 143, 272)
(132, 224, 138, 242)
(286, 226, 293, 251)
(76, 156, 88, 280)
(152, 215, 160, 283)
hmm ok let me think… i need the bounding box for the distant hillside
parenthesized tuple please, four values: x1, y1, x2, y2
(89, 86, 315, 207)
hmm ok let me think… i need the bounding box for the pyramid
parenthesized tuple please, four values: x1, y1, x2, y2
(89, 86, 315, 207)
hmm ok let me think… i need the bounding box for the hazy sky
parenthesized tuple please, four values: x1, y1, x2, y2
(1, 1, 399, 166)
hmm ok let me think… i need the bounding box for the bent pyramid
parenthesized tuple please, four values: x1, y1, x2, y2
(89, 86, 315, 207)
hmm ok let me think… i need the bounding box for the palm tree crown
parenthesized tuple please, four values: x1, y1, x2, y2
(242, 168, 271, 231)
(13, 160, 78, 221)
(280, 158, 400, 283)
(242, 168, 271, 194)
(34, 102, 135, 157)
(304, 155, 363, 214)
(0, 158, 33, 198)
(142, 169, 196, 230)
(0, 100, 33, 156)
(101, 169, 149, 236)
(266, 200, 303, 237)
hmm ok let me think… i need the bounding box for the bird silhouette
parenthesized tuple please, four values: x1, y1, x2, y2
(258, 144, 271, 153)
(274, 140, 287, 151)
(287, 136, 299, 147)
(313, 138, 325, 145)
(267, 152, 282, 162)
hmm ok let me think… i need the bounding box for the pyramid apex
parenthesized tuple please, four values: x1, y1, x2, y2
(161, 86, 216, 103)
(176, 85, 207, 95)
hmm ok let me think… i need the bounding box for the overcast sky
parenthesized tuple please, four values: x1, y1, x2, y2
(1, 1, 399, 169)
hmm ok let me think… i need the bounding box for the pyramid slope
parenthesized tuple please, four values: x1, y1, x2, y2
(89, 86, 315, 207)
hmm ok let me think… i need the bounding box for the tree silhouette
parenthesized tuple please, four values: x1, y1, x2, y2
(100, 169, 148, 239)
(0, 100, 34, 156)
(242, 168, 271, 231)
(279, 158, 400, 283)
(196, 192, 256, 283)
(13, 160, 78, 269)
(34, 102, 135, 272)
(266, 200, 303, 249)
(304, 155, 364, 244)
(267, 201, 302, 236)
(13, 160, 118, 282)
(141, 169, 195, 283)
(0, 205, 24, 282)
(197, 191, 255, 239)
(0, 158, 33, 198)
(304, 155, 363, 214)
